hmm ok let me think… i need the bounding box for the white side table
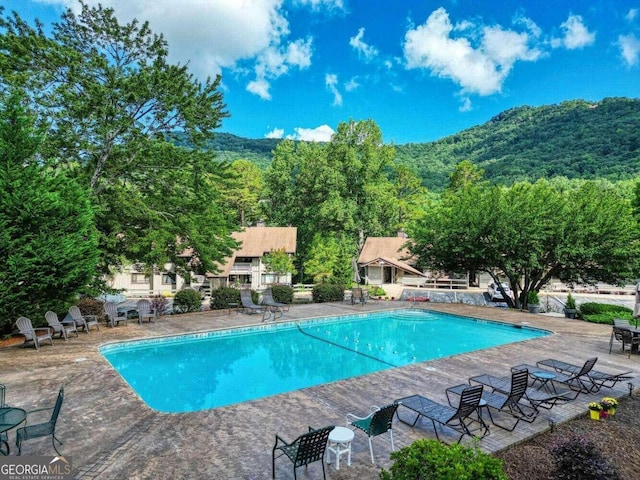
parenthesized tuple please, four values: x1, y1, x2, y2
(326, 426, 354, 470)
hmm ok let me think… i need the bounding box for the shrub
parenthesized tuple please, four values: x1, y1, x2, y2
(173, 289, 202, 313)
(579, 302, 632, 316)
(368, 286, 386, 297)
(271, 285, 294, 304)
(579, 302, 633, 324)
(527, 290, 540, 304)
(150, 296, 169, 317)
(379, 439, 507, 480)
(209, 287, 241, 310)
(312, 283, 345, 303)
(77, 297, 105, 324)
(565, 293, 576, 310)
(549, 434, 620, 480)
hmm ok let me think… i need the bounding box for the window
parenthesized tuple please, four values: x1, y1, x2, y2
(162, 274, 176, 285)
(131, 273, 149, 284)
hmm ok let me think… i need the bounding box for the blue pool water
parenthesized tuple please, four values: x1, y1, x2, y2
(100, 309, 548, 412)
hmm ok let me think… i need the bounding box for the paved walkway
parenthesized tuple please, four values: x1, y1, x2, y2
(0, 301, 637, 479)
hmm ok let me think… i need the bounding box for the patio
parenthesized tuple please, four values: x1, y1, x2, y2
(0, 301, 636, 479)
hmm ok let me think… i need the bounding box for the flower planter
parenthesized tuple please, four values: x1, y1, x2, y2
(589, 409, 601, 420)
(563, 309, 577, 319)
(527, 304, 540, 314)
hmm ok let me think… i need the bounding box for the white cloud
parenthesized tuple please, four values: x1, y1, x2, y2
(403, 7, 542, 96)
(552, 14, 596, 49)
(287, 125, 335, 142)
(265, 128, 285, 139)
(458, 97, 472, 112)
(48, 0, 313, 100)
(294, 0, 344, 12)
(325, 73, 343, 106)
(626, 8, 638, 22)
(618, 34, 640, 66)
(349, 27, 379, 60)
(344, 77, 360, 92)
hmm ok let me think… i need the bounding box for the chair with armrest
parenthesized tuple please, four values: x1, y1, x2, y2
(103, 302, 128, 327)
(272, 425, 334, 480)
(16, 386, 64, 456)
(15, 317, 53, 350)
(136, 299, 157, 324)
(346, 402, 398, 464)
(45, 311, 78, 340)
(68, 306, 99, 333)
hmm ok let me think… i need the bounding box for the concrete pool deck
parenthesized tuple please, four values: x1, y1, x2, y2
(0, 301, 637, 479)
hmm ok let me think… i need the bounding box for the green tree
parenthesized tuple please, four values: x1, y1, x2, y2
(221, 159, 264, 226)
(0, 3, 236, 276)
(0, 92, 99, 334)
(303, 233, 354, 285)
(262, 248, 297, 284)
(409, 179, 640, 308)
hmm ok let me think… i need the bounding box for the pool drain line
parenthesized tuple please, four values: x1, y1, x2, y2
(295, 323, 398, 368)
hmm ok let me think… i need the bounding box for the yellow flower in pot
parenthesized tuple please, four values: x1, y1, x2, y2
(588, 401, 603, 420)
(601, 397, 618, 415)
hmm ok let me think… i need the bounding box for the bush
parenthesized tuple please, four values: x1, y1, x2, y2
(527, 290, 540, 304)
(150, 296, 169, 317)
(368, 286, 386, 297)
(579, 302, 633, 324)
(565, 293, 576, 310)
(77, 297, 105, 324)
(173, 289, 202, 313)
(379, 439, 507, 480)
(550, 434, 620, 480)
(312, 283, 345, 303)
(209, 287, 241, 310)
(271, 285, 294, 304)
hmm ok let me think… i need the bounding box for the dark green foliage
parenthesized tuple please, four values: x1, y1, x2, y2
(579, 303, 633, 315)
(0, 92, 99, 335)
(565, 293, 576, 310)
(379, 439, 507, 480)
(368, 286, 387, 297)
(527, 291, 540, 305)
(312, 284, 345, 303)
(271, 285, 294, 304)
(150, 296, 169, 316)
(579, 303, 633, 324)
(77, 297, 105, 324)
(173, 289, 202, 314)
(209, 287, 241, 310)
(550, 435, 620, 480)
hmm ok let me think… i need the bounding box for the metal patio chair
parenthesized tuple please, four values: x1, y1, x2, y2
(272, 425, 333, 480)
(16, 386, 64, 456)
(346, 402, 399, 464)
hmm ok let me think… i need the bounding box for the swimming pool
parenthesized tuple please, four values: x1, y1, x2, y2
(100, 309, 548, 413)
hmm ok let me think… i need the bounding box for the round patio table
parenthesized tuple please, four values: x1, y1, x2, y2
(0, 407, 27, 455)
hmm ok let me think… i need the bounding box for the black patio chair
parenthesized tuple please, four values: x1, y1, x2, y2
(240, 290, 271, 321)
(396, 384, 483, 444)
(538, 357, 633, 388)
(346, 402, 399, 464)
(511, 357, 598, 397)
(261, 288, 288, 319)
(16, 386, 64, 456)
(272, 425, 334, 480)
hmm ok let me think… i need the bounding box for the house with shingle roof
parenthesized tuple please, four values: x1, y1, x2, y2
(357, 232, 427, 286)
(106, 226, 297, 296)
(208, 226, 297, 290)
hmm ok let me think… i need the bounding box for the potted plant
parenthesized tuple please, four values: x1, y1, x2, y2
(588, 401, 603, 420)
(564, 293, 577, 319)
(527, 290, 540, 314)
(601, 397, 618, 416)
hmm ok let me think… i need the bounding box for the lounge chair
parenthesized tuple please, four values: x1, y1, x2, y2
(537, 357, 633, 389)
(68, 306, 99, 333)
(396, 385, 483, 444)
(136, 299, 157, 324)
(346, 402, 399, 464)
(467, 370, 571, 414)
(45, 311, 78, 340)
(511, 357, 598, 397)
(240, 290, 271, 321)
(15, 317, 53, 350)
(103, 302, 128, 327)
(262, 288, 289, 319)
(16, 386, 64, 456)
(272, 425, 334, 480)
(468, 369, 536, 431)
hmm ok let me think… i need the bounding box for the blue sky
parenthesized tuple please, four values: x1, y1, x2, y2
(4, 0, 640, 144)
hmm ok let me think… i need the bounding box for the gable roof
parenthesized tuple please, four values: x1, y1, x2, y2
(358, 237, 414, 264)
(209, 226, 297, 277)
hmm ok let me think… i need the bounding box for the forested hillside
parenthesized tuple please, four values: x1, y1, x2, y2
(210, 97, 640, 191)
